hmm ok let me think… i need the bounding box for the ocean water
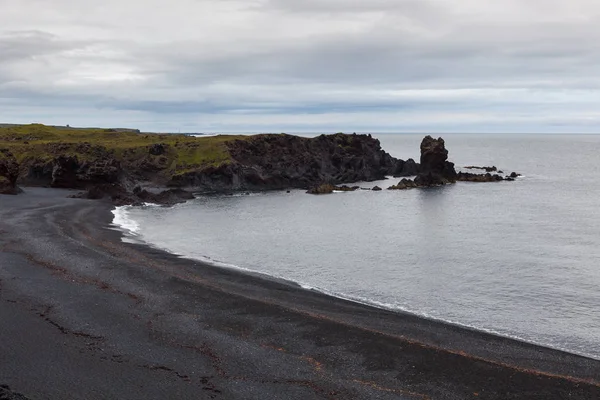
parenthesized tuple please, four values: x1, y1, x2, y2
(113, 134, 600, 359)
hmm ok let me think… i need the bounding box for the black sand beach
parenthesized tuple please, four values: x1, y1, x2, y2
(1, 188, 599, 399)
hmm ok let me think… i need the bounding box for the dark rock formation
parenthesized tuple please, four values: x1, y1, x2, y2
(390, 158, 420, 177)
(372, 186, 382, 191)
(388, 178, 418, 190)
(7, 130, 521, 203)
(170, 133, 401, 191)
(0, 149, 22, 195)
(50, 156, 121, 189)
(149, 143, 166, 156)
(24, 161, 53, 186)
(456, 172, 505, 182)
(71, 183, 136, 206)
(510, 172, 521, 178)
(135, 187, 195, 205)
(413, 172, 452, 187)
(464, 165, 497, 172)
(420, 136, 449, 172)
(307, 183, 359, 194)
(51, 156, 80, 188)
(72, 184, 194, 206)
(401, 158, 420, 176)
(412, 136, 457, 187)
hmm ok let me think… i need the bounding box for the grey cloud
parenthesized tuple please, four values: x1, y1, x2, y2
(1, 0, 600, 132)
(0, 31, 74, 61)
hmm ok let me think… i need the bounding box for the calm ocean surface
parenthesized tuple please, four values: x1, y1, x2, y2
(113, 134, 600, 359)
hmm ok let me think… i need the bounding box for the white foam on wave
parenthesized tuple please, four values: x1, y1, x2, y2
(111, 206, 141, 236)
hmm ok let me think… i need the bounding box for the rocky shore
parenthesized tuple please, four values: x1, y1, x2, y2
(0, 149, 21, 195)
(1, 124, 522, 203)
(1, 125, 415, 204)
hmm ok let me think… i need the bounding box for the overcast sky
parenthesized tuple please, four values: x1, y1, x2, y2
(1, 0, 600, 133)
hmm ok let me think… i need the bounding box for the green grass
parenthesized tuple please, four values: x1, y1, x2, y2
(0, 124, 246, 175)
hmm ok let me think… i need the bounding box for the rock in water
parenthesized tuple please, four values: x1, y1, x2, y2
(456, 172, 504, 182)
(420, 135, 448, 173)
(414, 136, 457, 186)
(307, 183, 359, 194)
(0, 149, 22, 195)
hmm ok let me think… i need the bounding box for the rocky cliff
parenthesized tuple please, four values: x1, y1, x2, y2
(1, 124, 519, 202)
(169, 133, 412, 191)
(0, 149, 21, 195)
(0, 125, 417, 201)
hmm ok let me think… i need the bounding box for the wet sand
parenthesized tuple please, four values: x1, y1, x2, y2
(0, 188, 599, 399)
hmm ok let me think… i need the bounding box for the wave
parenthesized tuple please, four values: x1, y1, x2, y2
(111, 206, 140, 236)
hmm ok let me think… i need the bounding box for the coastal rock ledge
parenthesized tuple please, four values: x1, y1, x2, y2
(0, 149, 22, 195)
(1, 124, 520, 202)
(171, 133, 412, 191)
(387, 136, 520, 191)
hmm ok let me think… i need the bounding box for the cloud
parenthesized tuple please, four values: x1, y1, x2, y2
(1, 0, 600, 132)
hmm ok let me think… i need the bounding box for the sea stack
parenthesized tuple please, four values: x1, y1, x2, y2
(413, 136, 457, 186)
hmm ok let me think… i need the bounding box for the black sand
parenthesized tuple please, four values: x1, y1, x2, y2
(1, 188, 599, 399)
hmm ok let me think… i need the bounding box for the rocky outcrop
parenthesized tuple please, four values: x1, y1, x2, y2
(307, 183, 359, 194)
(390, 158, 420, 177)
(134, 187, 195, 205)
(410, 136, 457, 187)
(170, 133, 402, 191)
(5, 129, 521, 203)
(51, 156, 121, 189)
(456, 172, 505, 182)
(388, 178, 418, 190)
(464, 165, 497, 172)
(0, 149, 22, 195)
(72, 184, 195, 206)
(387, 136, 523, 190)
(456, 170, 521, 183)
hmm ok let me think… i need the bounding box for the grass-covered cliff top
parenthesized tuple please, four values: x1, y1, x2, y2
(0, 124, 245, 175)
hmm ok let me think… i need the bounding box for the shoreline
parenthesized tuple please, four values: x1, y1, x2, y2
(1, 188, 599, 399)
(111, 198, 598, 363)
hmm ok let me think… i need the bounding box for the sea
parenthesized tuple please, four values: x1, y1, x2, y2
(112, 133, 600, 360)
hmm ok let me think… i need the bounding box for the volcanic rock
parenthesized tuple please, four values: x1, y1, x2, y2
(388, 178, 418, 190)
(172, 133, 401, 191)
(51, 156, 121, 189)
(73, 184, 195, 206)
(464, 165, 497, 172)
(456, 172, 504, 182)
(307, 183, 359, 194)
(413, 136, 457, 186)
(0, 149, 22, 195)
(149, 143, 166, 156)
(392, 158, 420, 177)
